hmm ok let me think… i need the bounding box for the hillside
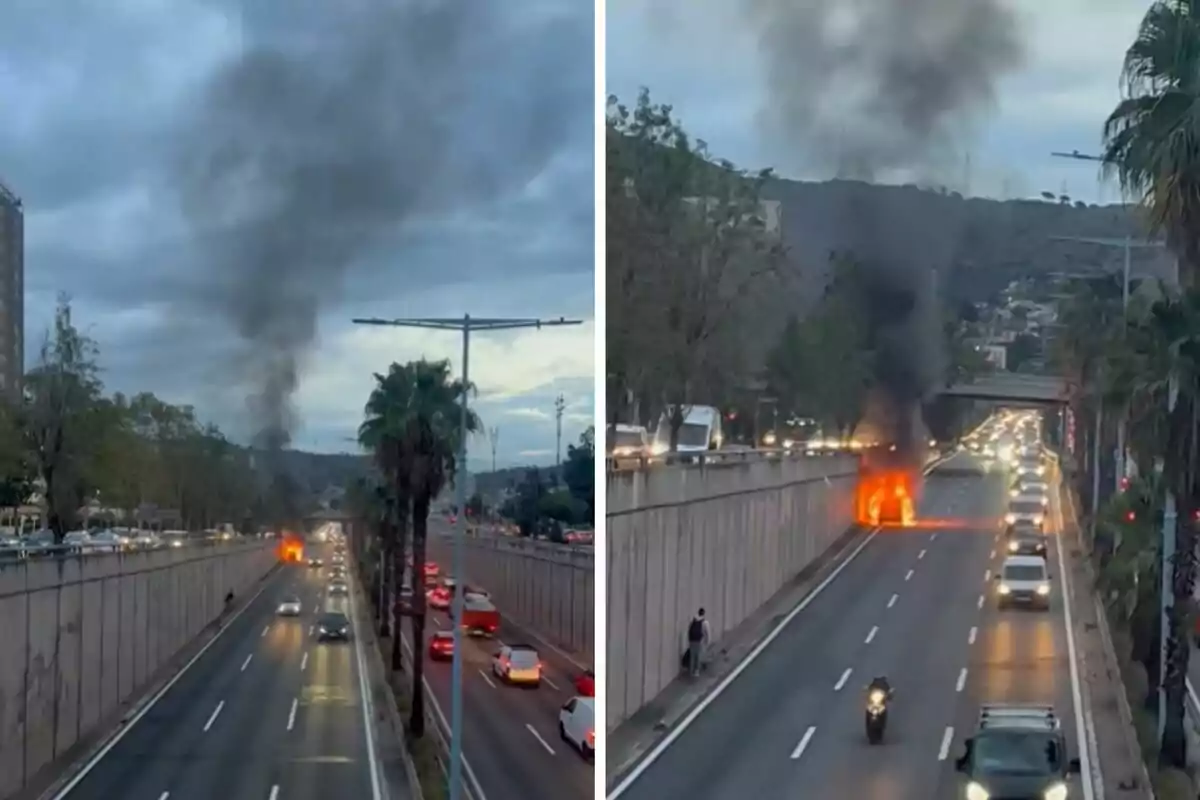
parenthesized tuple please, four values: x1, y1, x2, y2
(764, 178, 1173, 305)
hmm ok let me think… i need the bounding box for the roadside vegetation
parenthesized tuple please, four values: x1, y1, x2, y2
(1053, 0, 1200, 793)
(606, 89, 988, 449)
(0, 294, 278, 539)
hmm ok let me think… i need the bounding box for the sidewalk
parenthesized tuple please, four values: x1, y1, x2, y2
(1055, 465, 1154, 799)
(607, 524, 872, 786)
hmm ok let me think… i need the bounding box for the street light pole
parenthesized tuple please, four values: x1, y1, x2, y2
(351, 314, 582, 800)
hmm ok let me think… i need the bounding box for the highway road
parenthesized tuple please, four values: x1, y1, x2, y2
(49, 539, 383, 800)
(610, 451, 1089, 800)
(397, 585, 594, 800)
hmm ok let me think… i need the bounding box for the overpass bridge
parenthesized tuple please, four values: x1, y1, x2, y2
(940, 372, 1069, 403)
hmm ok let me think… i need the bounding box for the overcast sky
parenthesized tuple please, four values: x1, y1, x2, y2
(1, 0, 594, 468)
(608, 0, 1150, 205)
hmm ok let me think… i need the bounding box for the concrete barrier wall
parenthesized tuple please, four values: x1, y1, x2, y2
(0, 541, 276, 799)
(427, 531, 594, 661)
(606, 454, 858, 731)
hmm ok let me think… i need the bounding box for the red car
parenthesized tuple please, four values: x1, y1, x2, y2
(428, 631, 455, 661)
(575, 669, 595, 697)
(428, 585, 452, 610)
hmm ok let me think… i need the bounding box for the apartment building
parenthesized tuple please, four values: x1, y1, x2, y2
(0, 179, 23, 400)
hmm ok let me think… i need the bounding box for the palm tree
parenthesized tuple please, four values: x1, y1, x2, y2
(359, 364, 417, 670)
(1103, 0, 1200, 763)
(398, 359, 480, 738)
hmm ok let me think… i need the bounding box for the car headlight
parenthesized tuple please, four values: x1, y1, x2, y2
(1033, 515, 1044, 526)
(1041, 497, 1049, 507)
(1037, 583, 1051, 596)
(1008, 540, 1019, 552)
(869, 690, 885, 703)
(650, 442, 668, 456)
(998, 584, 1011, 594)
(1005, 513, 1016, 524)
(1037, 466, 1046, 476)
(966, 782, 990, 800)
(319, 627, 328, 634)
(1044, 782, 1068, 800)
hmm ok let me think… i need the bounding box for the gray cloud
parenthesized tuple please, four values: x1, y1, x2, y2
(4, 0, 593, 454)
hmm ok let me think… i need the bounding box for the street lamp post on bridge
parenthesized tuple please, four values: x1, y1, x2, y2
(351, 314, 582, 800)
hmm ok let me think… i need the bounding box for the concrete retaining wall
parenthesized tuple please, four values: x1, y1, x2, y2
(606, 454, 858, 730)
(0, 541, 276, 799)
(427, 531, 594, 661)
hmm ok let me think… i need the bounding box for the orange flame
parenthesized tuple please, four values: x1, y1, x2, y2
(856, 469, 917, 527)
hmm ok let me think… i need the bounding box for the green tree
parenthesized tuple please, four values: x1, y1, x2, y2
(23, 297, 105, 540)
(361, 358, 480, 739)
(562, 426, 594, 517)
(607, 89, 785, 445)
(1102, 1, 1200, 763)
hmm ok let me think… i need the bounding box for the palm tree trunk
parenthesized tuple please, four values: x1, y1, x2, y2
(391, 490, 410, 672)
(379, 501, 394, 639)
(409, 492, 430, 739)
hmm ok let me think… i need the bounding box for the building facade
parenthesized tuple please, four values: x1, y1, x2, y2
(0, 179, 23, 400)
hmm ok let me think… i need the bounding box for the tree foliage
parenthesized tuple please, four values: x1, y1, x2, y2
(0, 296, 264, 540)
(607, 89, 786, 442)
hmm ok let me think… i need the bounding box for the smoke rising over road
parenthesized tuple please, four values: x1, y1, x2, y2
(745, 0, 1024, 181)
(740, 0, 1024, 458)
(172, 1, 583, 449)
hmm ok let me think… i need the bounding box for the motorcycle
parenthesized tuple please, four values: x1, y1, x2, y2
(864, 687, 890, 744)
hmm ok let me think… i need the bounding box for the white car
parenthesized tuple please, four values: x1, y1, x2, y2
(277, 596, 303, 616)
(995, 555, 1052, 610)
(558, 696, 595, 760)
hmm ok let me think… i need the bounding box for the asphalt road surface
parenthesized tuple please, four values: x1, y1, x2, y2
(611, 452, 1086, 800)
(51, 542, 381, 800)
(399, 593, 594, 800)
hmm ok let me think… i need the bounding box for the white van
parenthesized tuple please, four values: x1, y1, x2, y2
(558, 696, 595, 760)
(650, 405, 724, 455)
(995, 555, 1052, 610)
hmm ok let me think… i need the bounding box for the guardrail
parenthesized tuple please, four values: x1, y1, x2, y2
(0, 537, 256, 562)
(606, 445, 863, 472)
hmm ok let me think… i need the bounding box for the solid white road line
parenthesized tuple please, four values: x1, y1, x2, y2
(287, 698, 298, 731)
(968, 626, 977, 645)
(905, 569, 914, 581)
(834, 668, 853, 692)
(203, 701, 225, 732)
(479, 669, 496, 688)
(49, 565, 282, 799)
(887, 593, 898, 609)
(543, 676, 561, 691)
(607, 527, 884, 798)
(346, 561, 385, 800)
(1051, 475, 1097, 800)
(864, 626, 878, 644)
(241, 654, 253, 671)
(956, 668, 968, 693)
(791, 727, 816, 759)
(526, 724, 556, 755)
(937, 726, 955, 761)
(300, 652, 308, 671)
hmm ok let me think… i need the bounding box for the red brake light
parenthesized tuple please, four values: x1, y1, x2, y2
(587, 730, 595, 745)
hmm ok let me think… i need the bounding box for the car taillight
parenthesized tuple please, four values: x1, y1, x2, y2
(587, 730, 594, 745)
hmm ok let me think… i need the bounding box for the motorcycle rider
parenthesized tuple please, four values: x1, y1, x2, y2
(867, 675, 893, 701)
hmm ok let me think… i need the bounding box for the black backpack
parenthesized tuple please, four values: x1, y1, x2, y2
(688, 617, 704, 642)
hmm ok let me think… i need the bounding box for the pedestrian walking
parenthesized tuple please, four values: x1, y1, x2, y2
(686, 608, 710, 677)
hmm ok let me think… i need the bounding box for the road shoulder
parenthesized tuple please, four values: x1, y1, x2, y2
(606, 522, 874, 788)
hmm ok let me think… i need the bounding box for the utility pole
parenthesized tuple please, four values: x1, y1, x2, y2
(554, 394, 566, 480)
(351, 314, 581, 800)
(487, 426, 499, 475)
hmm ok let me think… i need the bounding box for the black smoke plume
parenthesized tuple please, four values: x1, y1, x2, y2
(171, 1, 583, 450)
(738, 0, 1023, 462)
